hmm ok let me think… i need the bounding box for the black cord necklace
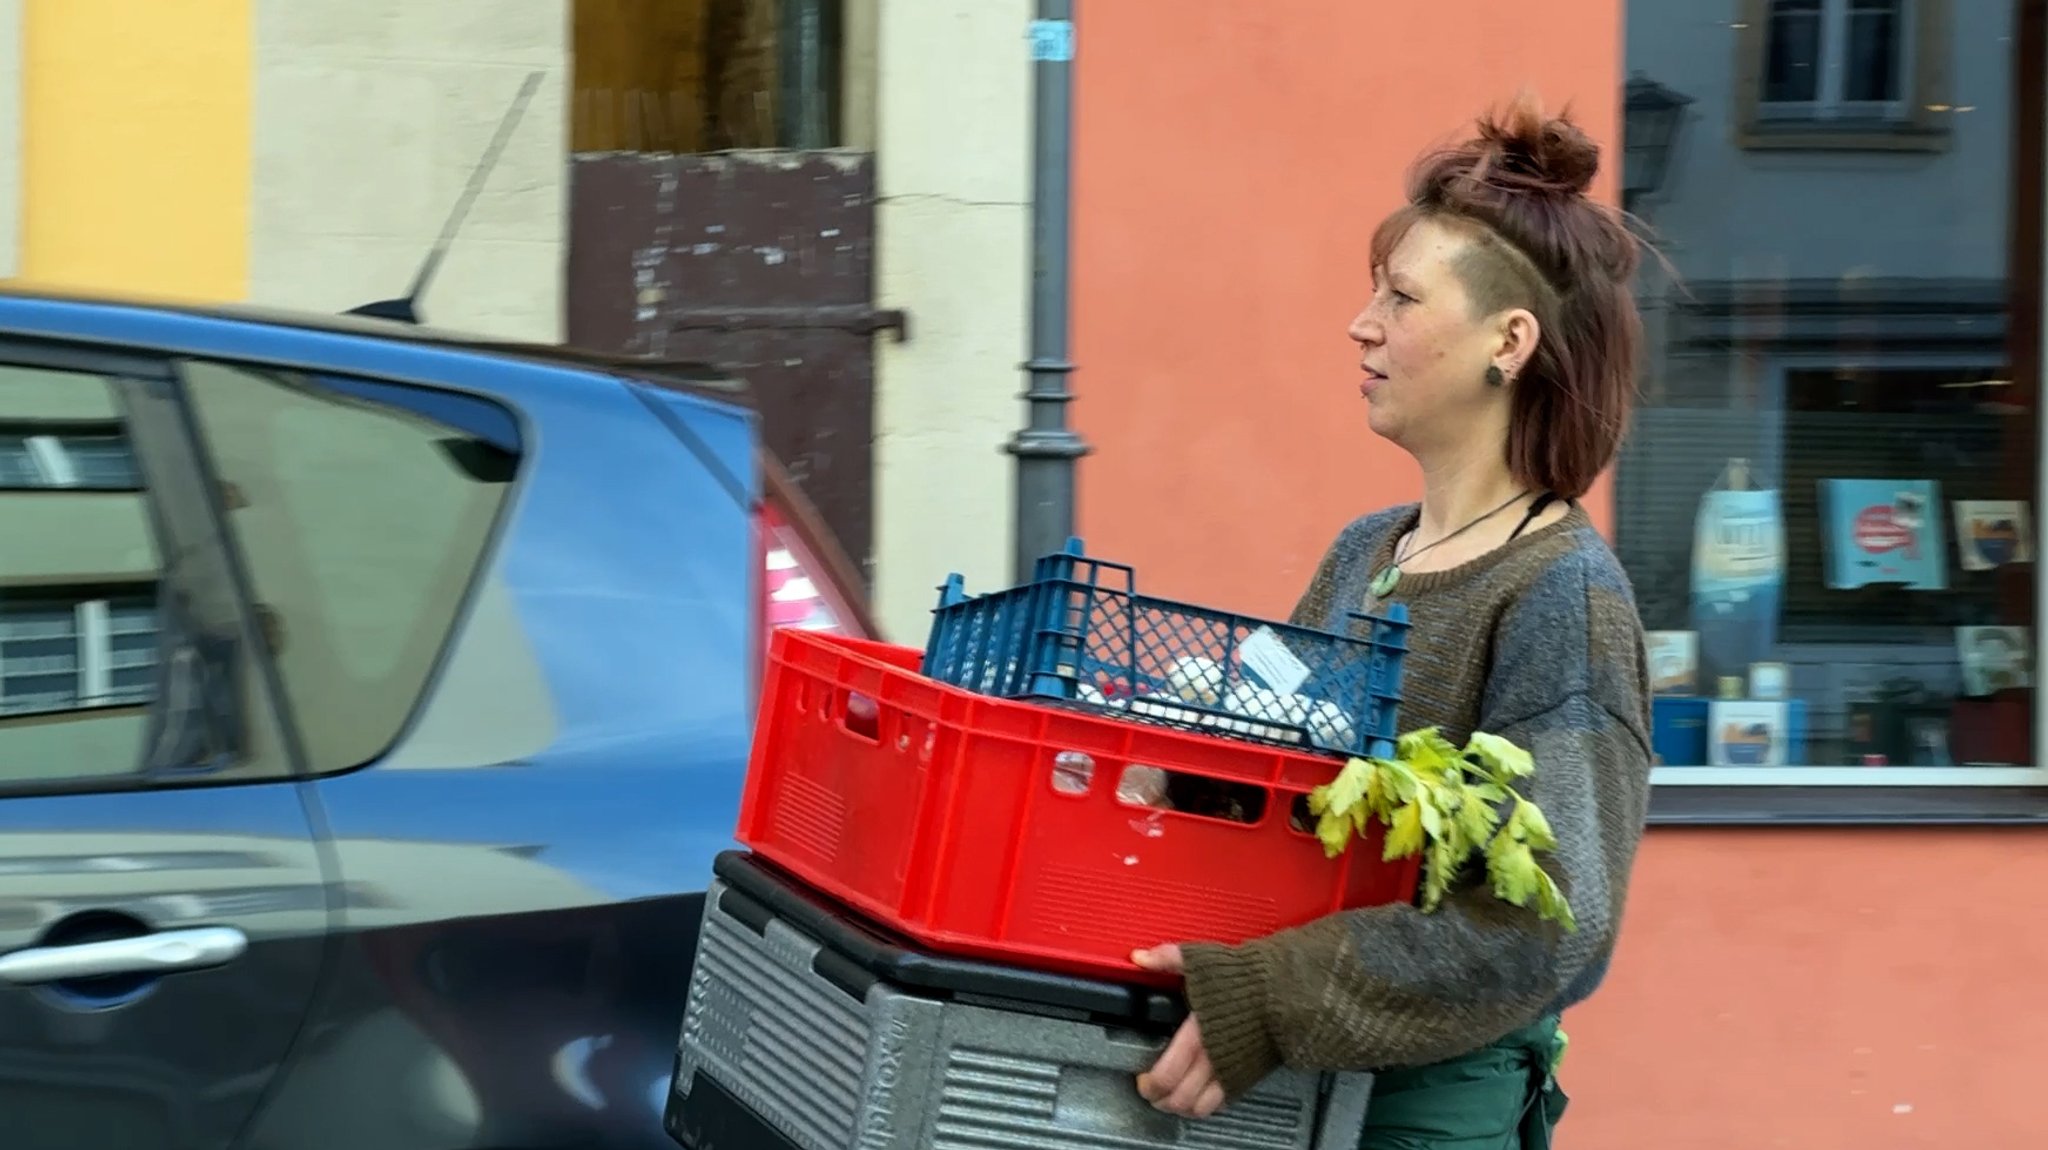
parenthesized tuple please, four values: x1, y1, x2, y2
(1369, 491, 1530, 598)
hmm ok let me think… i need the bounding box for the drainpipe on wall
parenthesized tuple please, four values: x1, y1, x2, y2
(1007, 1, 1090, 581)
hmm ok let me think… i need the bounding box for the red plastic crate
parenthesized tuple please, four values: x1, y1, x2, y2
(736, 628, 1422, 983)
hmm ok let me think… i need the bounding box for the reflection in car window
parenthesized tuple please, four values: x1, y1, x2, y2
(180, 361, 523, 776)
(0, 367, 163, 782)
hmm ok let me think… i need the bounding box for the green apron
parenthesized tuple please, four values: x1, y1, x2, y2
(1357, 1016, 1569, 1150)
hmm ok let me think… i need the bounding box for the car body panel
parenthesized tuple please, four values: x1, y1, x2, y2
(0, 291, 797, 1149)
(0, 789, 331, 1150)
(248, 345, 756, 1150)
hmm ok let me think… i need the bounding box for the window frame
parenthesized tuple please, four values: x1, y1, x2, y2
(1633, 0, 2048, 817)
(1623, 265, 2045, 817)
(0, 593, 159, 714)
(0, 427, 143, 491)
(1734, 0, 1953, 152)
(1643, 355, 2048, 822)
(1648, 783, 2048, 823)
(169, 355, 529, 781)
(1756, 0, 1916, 123)
(0, 335, 534, 796)
(570, 0, 869, 152)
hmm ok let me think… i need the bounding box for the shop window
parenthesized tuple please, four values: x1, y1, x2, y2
(1730, 0, 1954, 150)
(1620, 0, 2044, 816)
(180, 361, 523, 778)
(572, 0, 848, 152)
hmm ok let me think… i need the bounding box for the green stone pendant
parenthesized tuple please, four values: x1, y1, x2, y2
(1369, 565, 1401, 598)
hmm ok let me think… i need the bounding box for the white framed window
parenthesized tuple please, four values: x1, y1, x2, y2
(0, 595, 159, 716)
(0, 432, 140, 489)
(1760, 0, 1913, 122)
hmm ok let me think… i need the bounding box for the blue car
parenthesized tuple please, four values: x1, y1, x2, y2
(0, 288, 877, 1150)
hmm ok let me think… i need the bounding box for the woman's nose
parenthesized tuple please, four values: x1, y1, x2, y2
(1347, 308, 1381, 346)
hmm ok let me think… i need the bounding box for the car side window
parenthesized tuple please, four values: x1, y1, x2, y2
(179, 360, 524, 777)
(0, 360, 290, 790)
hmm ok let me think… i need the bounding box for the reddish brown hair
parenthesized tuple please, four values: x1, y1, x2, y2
(1369, 93, 1643, 500)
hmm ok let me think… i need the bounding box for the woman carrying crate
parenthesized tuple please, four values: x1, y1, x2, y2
(1132, 94, 1655, 1149)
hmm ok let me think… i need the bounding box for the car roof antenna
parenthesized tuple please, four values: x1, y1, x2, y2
(347, 70, 545, 326)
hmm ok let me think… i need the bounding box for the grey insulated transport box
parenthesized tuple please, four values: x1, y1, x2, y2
(665, 851, 1373, 1150)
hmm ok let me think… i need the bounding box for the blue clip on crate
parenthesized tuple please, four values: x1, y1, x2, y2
(921, 538, 1411, 759)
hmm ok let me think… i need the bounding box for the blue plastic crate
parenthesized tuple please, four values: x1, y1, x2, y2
(921, 538, 1410, 759)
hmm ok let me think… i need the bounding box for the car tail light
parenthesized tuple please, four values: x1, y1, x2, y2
(749, 450, 876, 700)
(752, 497, 869, 694)
(758, 500, 851, 635)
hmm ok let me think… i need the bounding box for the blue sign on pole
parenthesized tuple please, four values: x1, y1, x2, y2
(1030, 19, 1075, 62)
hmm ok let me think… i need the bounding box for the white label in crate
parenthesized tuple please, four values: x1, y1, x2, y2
(1236, 626, 1311, 696)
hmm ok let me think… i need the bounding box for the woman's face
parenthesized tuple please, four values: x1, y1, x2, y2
(1346, 217, 1520, 451)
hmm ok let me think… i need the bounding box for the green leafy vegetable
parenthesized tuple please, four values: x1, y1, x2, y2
(1306, 726, 1574, 930)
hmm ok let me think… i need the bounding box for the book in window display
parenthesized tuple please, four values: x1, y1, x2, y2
(1707, 699, 1789, 767)
(1907, 715, 1954, 768)
(1952, 501, 2033, 572)
(1818, 479, 1948, 591)
(1689, 461, 1784, 690)
(1843, 697, 1888, 765)
(1747, 661, 1789, 701)
(1645, 630, 1698, 696)
(1955, 626, 2031, 697)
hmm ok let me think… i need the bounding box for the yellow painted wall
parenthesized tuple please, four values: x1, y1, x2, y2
(17, 0, 249, 301)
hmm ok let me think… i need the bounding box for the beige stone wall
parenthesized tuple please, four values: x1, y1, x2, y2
(870, 0, 1032, 641)
(249, 2, 570, 340)
(0, 497, 157, 587)
(0, 370, 153, 587)
(841, 0, 878, 151)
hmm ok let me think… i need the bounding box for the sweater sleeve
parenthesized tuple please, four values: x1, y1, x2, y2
(1178, 553, 1654, 1100)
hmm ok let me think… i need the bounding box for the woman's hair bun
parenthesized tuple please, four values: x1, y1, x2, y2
(1471, 92, 1600, 197)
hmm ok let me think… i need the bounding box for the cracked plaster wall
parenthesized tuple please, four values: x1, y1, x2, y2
(872, 0, 1032, 640)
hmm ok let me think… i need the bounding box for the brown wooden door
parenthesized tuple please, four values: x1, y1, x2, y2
(566, 151, 897, 583)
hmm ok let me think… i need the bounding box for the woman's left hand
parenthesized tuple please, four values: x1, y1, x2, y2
(1132, 944, 1226, 1119)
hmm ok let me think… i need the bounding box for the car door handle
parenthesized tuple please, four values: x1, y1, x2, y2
(0, 927, 249, 985)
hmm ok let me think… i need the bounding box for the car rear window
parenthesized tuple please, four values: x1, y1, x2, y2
(181, 359, 521, 776)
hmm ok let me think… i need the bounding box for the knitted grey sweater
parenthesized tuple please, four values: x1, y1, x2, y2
(1180, 503, 1654, 1099)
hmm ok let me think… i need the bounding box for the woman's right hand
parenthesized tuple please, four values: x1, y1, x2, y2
(1132, 945, 1227, 1118)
